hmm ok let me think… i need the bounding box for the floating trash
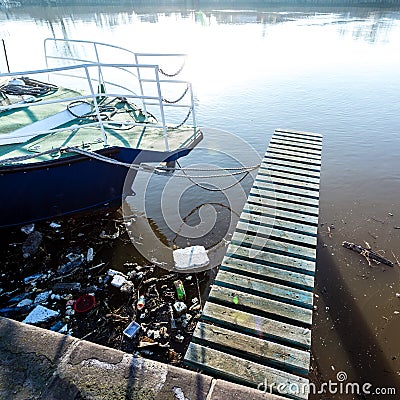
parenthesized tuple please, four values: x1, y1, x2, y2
(87, 247, 94, 262)
(0, 212, 207, 367)
(52, 282, 82, 293)
(99, 228, 120, 240)
(58, 324, 69, 334)
(120, 280, 134, 294)
(22, 305, 59, 324)
(111, 274, 126, 288)
(74, 294, 96, 313)
(58, 254, 84, 275)
(174, 333, 185, 343)
(107, 269, 127, 278)
(123, 321, 141, 339)
(173, 245, 209, 271)
(34, 290, 52, 304)
(173, 301, 187, 315)
(23, 273, 44, 284)
(50, 320, 65, 332)
(22, 231, 43, 258)
(16, 298, 33, 308)
(21, 223, 35, 235)
(174, 280, 186, 300)
(137, 295, 146, 310)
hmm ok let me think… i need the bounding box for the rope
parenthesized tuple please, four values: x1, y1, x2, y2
(0, 77, 57, 96)
(66, 147, 258, 179)
(0, 146, 259, 183)
(174, 160, 253, 191)
(0, 148, 62, 164)
(66, 97, 157, 127)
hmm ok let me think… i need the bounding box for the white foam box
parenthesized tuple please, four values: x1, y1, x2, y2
(173, 245, 209, 271)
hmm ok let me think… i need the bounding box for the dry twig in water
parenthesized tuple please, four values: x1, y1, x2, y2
(391, 251, 400, 268)
(342, 241, 394, 267)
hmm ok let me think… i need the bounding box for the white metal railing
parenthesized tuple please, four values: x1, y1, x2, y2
(0, 39, 198, 151)
(0, 63, 195, 149)
(43, 38, 196, 139)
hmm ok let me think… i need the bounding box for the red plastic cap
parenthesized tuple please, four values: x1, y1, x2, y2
(74, 294, 96, 313)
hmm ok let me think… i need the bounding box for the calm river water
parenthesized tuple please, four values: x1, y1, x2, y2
(1, 1, 400, 398)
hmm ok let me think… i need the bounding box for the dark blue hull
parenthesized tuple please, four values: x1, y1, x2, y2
(0, 146, 191, 228)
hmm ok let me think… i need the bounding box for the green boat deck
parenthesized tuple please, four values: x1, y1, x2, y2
(0, 87, 201, 165)
(184, 129, 323, 400)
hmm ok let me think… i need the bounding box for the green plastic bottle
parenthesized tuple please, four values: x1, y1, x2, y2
(174, 280, 185, 300)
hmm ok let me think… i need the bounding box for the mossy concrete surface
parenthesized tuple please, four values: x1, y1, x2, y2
(0, 317, 286, 400)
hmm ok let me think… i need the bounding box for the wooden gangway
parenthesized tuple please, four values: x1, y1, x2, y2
(184, 129, 322, 400)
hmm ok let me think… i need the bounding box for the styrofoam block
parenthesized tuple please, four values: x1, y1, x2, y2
(173, 246, 209, 271)
(22, 305, 59, 324)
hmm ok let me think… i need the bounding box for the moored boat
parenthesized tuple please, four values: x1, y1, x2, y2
(0, 38, 202, 228)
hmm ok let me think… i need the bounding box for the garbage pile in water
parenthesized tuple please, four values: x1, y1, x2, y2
(0, 214, 209, 365)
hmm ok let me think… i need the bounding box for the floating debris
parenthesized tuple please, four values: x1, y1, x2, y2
(58, 254, 84, 275)
(74, 294, 96, 313)
(107, 269, 127, 278)
(50, 320, 65, 332)
(0, 213, 207, 367)
(342, 241, 394, 267)
(123, 321, 141, 339)
(22, 305, 59, 324)
(22, 231, 43, 258)
(173, 245, 209, 271)
(173, 301, 187, 315)
(174, 280, 186, 300)
(58, 324, 69, 334)
(23, 273, 44, 284)
(16, 298, 33, 308)
(99, 228, 120, 239)
(111, 274, 126, 288)
(120, 280, 134, 294)
(137, 295, 146, 310)
(174, 332, 185, 343)
(34, 290, 52, 304)
(86, 247, 94, 262)
(52, 282, 82, 293)
(21, 223, 35, 235)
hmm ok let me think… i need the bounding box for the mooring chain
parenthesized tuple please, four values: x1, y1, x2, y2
(169, 108, 192, 130)
(162, 84, 190, 104)
(158, 59, 186, 78)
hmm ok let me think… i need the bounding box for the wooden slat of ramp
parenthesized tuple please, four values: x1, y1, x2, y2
(184, 129, 322, 400)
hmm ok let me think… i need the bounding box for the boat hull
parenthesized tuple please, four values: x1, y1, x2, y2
(0, 146, 192, 228)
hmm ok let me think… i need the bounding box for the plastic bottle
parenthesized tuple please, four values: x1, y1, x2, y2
(174, 280, 185, 300)
(169, 304, 177, 331)
(137, 295, 146, 310)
